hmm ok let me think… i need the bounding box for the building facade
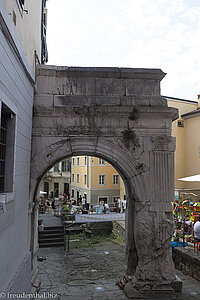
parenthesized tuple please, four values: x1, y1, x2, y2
(166, 96, 198, 190)
(40, 159, 71, 199)
(0, 0, 47, 292)
(70, 156, 120, 205)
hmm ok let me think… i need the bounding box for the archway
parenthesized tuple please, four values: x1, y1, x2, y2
(31, 138, 142, 272)
(30, 65, 178, 291)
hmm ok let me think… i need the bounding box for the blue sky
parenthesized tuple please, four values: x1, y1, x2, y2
(46, 0, 200, 101)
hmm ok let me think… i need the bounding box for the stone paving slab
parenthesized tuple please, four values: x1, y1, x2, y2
(37, 245, 200, 300)
(39, 213, 62, 227)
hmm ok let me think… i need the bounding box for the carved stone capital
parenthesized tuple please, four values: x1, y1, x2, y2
(152, 136, 176, 151)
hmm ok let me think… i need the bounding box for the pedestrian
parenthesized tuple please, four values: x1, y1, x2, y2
(117, 198, 122, 213)
(51, 199, 56, 210)
(82, 197, 86, 211)
(105, 202, 109, 213)
(194, 215, 200, 239)
(69, 200, 73, 214)
(122, 198, 126, 212)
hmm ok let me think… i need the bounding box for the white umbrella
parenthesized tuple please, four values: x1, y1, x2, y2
(178, 175, 200, 182)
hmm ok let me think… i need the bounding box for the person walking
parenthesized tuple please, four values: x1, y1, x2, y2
(82, 197, 86, 211)
(117, 198, 122, 213)
(194, 216, 200, 239)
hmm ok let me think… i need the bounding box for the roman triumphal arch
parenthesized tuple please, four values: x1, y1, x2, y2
(30, 65, 178, 292)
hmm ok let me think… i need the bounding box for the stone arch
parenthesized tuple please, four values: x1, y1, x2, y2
(31, 136, 147, 205)
(30, 136, 147, 275)
(30, 65, 178, 291)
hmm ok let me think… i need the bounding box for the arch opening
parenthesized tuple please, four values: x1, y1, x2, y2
(33, 150, 139, 277)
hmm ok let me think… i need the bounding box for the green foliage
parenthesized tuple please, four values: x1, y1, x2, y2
(63, 205, 70, 212)
(65, 232, 124, 249)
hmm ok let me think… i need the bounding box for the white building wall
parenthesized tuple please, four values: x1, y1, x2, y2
(3, 0, 43, 72)
(0, 1, 35, 292)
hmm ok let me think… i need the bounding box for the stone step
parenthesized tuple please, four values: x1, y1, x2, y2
(43, 226, 63, 231)
(39, 242, 64, 248)
(38, 225, 65, 248)
(39, 229, 64, 235)
(38, 237, 64, 244)
(39, 233, 64, 239)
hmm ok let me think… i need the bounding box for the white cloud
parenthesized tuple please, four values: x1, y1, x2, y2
(46, 0, 200, 100)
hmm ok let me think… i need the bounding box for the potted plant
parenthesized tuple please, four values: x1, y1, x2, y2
(38, 218, 43, 226)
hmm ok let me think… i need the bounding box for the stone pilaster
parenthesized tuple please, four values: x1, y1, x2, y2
(133, 135, 176, 290)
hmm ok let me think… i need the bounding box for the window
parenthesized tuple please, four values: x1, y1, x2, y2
(99, 158, 105, 165)
(98, 197, 108, 203)
(72, 189, 74, 198)
(72, 157, 75, 166)
(67, 160, 71, 172)
(61, 161, 66, 172)
(72, 173, 74, 183)
(43, 182, 49, 198)
(77, 174, 80, 184)
(17, 0, 25, 10)
(77, 157, 80, 166)
(177, 120, 184, 128)
(64, 183, 69, 195)
(54, 182, 59, 197)
(113, 175, 119, 185)
(99, 175, 105, 185)
(84, 156, 87, 165)
(41, 0, 48, 64)
(84, 174, 87, 185)
(54, 163, 59, 172)
(0, 103, 15, 193)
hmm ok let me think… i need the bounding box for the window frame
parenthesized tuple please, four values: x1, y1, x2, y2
(98, 174, 106, 185)
(0, 103, 16, 194)
(99, 158, 105, 165)
(113, 174, 119, 185)
(84, 174, 87, 186)
(61, 160, 66, 172)
(72, 173, 74, 183)
(16, 0, 25, 14)
(77, 173, 80, 184)
(54, 163, 59, 172)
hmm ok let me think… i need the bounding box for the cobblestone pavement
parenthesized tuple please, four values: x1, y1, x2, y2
(37, 245, 200, 300)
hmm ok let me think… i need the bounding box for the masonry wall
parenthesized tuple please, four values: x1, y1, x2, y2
(173, 248, 200, 282)
(0, 2, 34, 292)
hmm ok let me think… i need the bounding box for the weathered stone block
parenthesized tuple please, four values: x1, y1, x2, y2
(53, 95, 121, 107)
(124, 282, 145, 299)
(126, 79, 160, 96)
(34, 94, 54, 106)
(152, 283, 174, 294)
(171, 275, 182, 292)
